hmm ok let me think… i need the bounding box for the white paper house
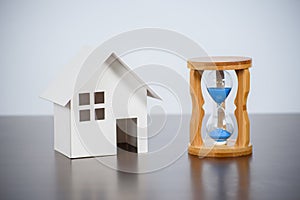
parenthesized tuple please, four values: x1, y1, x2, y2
(41, 47, 161, 158)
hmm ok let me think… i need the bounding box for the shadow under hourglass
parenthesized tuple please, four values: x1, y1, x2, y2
(189, 154, 252, 200)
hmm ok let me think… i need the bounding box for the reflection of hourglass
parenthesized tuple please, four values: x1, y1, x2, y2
(205, 70, 234, 145)
(187, 56, 252, 157)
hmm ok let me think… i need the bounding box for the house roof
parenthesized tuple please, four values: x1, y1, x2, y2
(40, 46, 161, 106)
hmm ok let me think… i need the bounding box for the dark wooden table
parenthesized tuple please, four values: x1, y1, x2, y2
(0, 114, 300, 200)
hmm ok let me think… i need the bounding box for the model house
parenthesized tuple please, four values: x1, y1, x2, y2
(41, 47, 161, 158)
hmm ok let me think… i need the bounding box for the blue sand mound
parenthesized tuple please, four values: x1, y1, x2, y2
(209, 128, 232, 142)
(207, 87, 231, 104)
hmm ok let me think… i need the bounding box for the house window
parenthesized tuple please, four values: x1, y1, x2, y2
(79, 93, 90, 105)
(95, 108, 105, 120)
(94, 91, 104, 104)
(79, 109, 90, 122)
(78, 93, 91, 122)
(78, 92, 105, 122)
(94, 91, 105, 120)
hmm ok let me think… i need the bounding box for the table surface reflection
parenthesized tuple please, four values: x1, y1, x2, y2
(0, 114, 299, 200)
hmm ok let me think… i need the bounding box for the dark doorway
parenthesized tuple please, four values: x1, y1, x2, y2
(116, 118, 137, 153)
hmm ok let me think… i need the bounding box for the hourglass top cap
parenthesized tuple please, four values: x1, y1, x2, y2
(187, 56, 252, 70)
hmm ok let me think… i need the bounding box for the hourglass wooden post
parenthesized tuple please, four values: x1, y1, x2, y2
(188, 56, 252, 157)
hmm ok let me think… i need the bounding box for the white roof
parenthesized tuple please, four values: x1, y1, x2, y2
(40, 47, 161, 106)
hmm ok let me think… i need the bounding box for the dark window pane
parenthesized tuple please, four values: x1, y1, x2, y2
(79, 93, 90, 105)
(95, 108, 105, 120)
(94, 92, 104, 104)
(79, 110, 90, 122)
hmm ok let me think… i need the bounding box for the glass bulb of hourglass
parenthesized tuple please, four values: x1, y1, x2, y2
(205, 70, 233, 105)
(206, 107, 234, 144)
(205, 70, 234, 144)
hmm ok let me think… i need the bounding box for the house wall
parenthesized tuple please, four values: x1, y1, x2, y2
(53, 103, 71, 157)
(69, 56, 148, 158)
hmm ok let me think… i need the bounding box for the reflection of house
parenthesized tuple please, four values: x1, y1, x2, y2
(41, 47, 161, 158)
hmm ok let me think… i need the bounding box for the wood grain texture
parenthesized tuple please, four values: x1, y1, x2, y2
(189, 69, 204, 147)
(188, 56, 251, 70)
(188, 144, 252, 157)
(235, 69, 251, 147)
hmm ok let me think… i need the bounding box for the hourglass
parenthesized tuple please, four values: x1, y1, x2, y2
(187, 56, 252, 157)
(205, 70, 234, 145)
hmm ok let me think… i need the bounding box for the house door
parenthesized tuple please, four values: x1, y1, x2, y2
(116, 118, 137, 153)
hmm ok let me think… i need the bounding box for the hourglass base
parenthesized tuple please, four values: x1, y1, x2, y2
(188, 143, 252, 158)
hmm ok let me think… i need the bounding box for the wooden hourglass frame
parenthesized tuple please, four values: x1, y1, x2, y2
(188, 56, 252, 157)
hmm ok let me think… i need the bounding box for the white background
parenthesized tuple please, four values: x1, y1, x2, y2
(1, 0, 300, 115)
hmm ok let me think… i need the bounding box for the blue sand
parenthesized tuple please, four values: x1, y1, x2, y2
(209, 128, 232, 142)
(207, 87, 232, 104)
